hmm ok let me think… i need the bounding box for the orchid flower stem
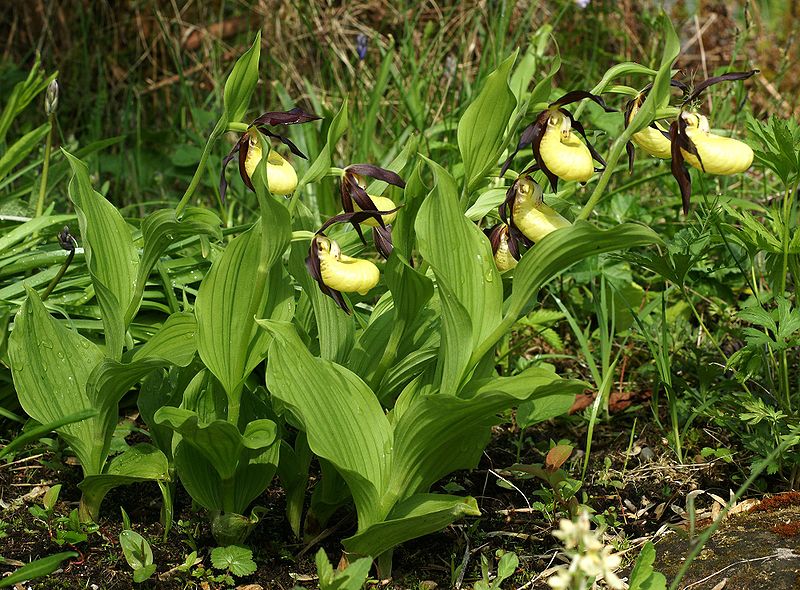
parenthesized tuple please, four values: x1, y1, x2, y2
(176, 117, 227, 217)
(576, 135, 630, 221)
(40, 247, 75, 301)
(34, 114, 55, 219)
(778, 178, 798, 413)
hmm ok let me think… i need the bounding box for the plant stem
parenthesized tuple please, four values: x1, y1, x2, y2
(40, 247, 75, 301)
(576, 139, 628, 221)
(34, 116, 55, 218)
(777, 178, 798, 413)
(175, 117, 227, 217)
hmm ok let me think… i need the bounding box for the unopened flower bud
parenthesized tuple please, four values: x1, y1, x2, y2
(45, 80, 59, 116)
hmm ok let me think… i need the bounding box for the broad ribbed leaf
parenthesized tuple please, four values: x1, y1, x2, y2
(465, 188, 507, 221)
(78, 444, 170, 521)
(126, 207, 221, 323)
(507, 222, 661, 321)
(262, 320, 391, 528)
(195, 217, 288, 399)
(85, 356, 174, 471)
(389, 370, 580, 498)
(130, 312, 197, 367)
(174, 438, 280, 514)
(343, 494, 479, 557)
(349, 255, 434, 386)
(626, 16, 680, 136)
(436, 282, 473, 395)
(299, 100, 347, 188)
(277, 435, 313, 538)
(153, 407, 276, 481)
(64, 150, 138, 359)
(223, 32, 261, 122)
(416, 159, 502, 392)
(458, 52, 518, 192)
(8, 287, 106, 474)
(392, 162, 427, 260)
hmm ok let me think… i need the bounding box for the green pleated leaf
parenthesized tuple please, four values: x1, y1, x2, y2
(391, 162, 427, 260)
(194, 197, 290, 399)
(458, 52, 518, 192)
(262, 320, 390, 528)
(436, 282, 474, 395)
(223, 32, 261, 123)
(299, 100, 348, 188)
(129, 312, 197, 367)
(276, 435, 313, 538)
(384, 254, 434, 332)
(126, 207, 221, 324)
(153, 407, 277, 481)
(529, 54, 561, 108)
(389, 369, 580, 499)
(174, 438, 279, 515)
(507, 221, 662, 321)
(78, 444, 170, 521)
(84, 356, 175, 478)
(8, 286, 106, 474)
(343, 493, 479, 557)
(465, 188, 507, 221)
(64, 150, 138, 359)
(415, 159, 502, 392)
(0, 551, 78, 588)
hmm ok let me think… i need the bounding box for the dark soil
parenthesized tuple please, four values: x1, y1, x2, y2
(0, 410, 781, 590)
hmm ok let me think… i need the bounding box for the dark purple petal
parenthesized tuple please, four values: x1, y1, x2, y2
(686, 70, 758, 104)
(626, 141, 635, 175)
(260, 129, 309, 160)
(501, 122, 540, 176)
(345, 164, 406, 188)
(549, 90, 615, 112)
(238, 139, 256, 192)
(251, 107, 320, 127)
(669, 120, 692, 214)
(372, 225, 393, 259)
(219, 135, 248, 203)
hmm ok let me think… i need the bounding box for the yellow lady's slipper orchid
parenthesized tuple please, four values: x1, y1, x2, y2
(316, 237, 379, 295)
(538, 112, 595, 183)
(243, 136, 298, 195)
(679, 112, 753, 175)
(510, 177, 571, 243)
(307, 234, 380, 313)
(627, 103, 672, 160)
(219, 107, 319, 202)
(486, 224, 519, 272)
(335, 164, 406, 260)
(655, 69, 756, 213)
(502, 90, 613, 192)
